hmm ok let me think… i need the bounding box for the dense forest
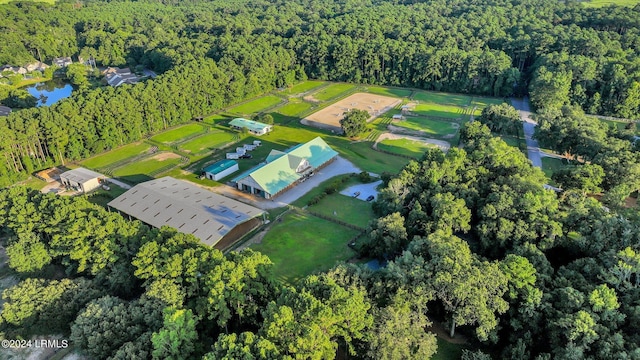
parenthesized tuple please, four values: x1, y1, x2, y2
(0, 0, 640, 184)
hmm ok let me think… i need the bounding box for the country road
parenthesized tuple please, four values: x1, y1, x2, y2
(511, 96, 542, 168)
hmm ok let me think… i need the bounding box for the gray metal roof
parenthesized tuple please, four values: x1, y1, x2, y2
(0, 106, 11, 116)
(60, 167, 104, 184)
(108, 177, 264, 246)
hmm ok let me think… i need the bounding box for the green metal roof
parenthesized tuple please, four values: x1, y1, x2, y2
(235, 137, 338, 196)
(204, 159, 238, 174)
(229, 118, 272, 133)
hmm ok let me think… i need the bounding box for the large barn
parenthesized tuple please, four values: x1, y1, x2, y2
(108, 177, 265, 249)
(60, 167, 105, 193)
(232, 137, 338, 199)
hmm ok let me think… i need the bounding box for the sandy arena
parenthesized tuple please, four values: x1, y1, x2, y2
(302, 93, 401, 132)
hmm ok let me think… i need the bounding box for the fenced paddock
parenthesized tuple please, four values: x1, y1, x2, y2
(302, 93, 401, 132)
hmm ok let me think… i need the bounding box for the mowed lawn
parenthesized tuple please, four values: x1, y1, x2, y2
(203, 114, 232, 124)
(307, 193, 376, 228)
(541, 157, 568, 178)
(283, 81, 325, 95)
(112, 153, 182, 182)
(413, 103, 465, 119)
(471, 96, 506, 115)
(327, 139, 411, 174)
(413, 91, 472, 107)
(251, 211, 358, 284)
(378, 138, 437, 158)
(179, 131, 237, 153)
(276, 101, 313, 116)
(82, 142, 151, 169)
(150, 124, 205, 144)
(228, 95, 282, 114)
(312, 83, 356, 101)
(365, 86, 412, 98)
(395, 117, 458, 136)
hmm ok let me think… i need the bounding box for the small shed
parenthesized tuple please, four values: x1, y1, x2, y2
(226, 153, 240, 160)
(392, 114, 403, 120)
(60, 167, 105, 193)
(229, 118, 273, 136)
(203, 159, 239, 181)
(0, 106, 11, 117)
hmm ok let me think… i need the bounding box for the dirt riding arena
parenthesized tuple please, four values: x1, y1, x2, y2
(302, 93, 401, 132)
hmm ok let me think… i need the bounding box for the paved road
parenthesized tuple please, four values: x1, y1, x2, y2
(511, 96, 542, 168)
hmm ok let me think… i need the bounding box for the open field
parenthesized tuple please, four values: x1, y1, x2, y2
(413, 91, 473, 107)
(330, 139, 411, 174)
(282, 80, 325, 95)
(310, 83, 357, 101)
(228, 95, 282, 114)
(378, 138, 437, 158)
(81, 142, 152, 169)
(582, 0, 640, 6)
(203, 114, 231, 124)
(393, 117, 459, 137)
(276, 100, 313, 116)
(303, 92, 401, 132)
(471, 96, 507, 115)
(179, 131, 237, 154)
(112, 152, 182, 183)
(364, 86, 412, 98)
(412, 103, 466, 119)
(541, 157, 568, 178)
(251, 210, 358, 284)
(150, 124, 205, 144)
(307, 193, 376, 228)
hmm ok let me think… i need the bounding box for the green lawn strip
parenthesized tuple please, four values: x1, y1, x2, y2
(583, 0, 640, 7)
(413, 103, 465, 119)
(363, 86, 412, 98)
(432, 337, 467, 360)
(276, 101, 313, 116)
(15, 176, 47, 191)
(228, 95, 283, 115)
(377, 138, 437, 158)
(327, 138, 411, 174)
(282, 80, 326, 95)
(412, 91, 473, 107)
(179, 131, 237, 154)
(394, 117, 458, 136)
(292, 174, 359, 208)
(471, 96, 506, 108)
(311, 83, 357, 101)
(85, 184, 128, 208)
(307, 193, 376, 228)
(203, 113, 233, 124)
(112, 153, 182, 181)
(150, 124, 206, 144)
(251, 210, 358, 284)
(541, 157, 568, 179)
(81, 142, 152, 169)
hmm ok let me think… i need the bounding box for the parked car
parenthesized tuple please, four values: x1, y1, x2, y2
(239, 153, 252, 159)
(366, 195, 375, 201)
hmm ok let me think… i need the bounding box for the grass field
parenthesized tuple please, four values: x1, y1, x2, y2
(541, 157, 568, 178)
(413, 103, 466, 119)
(251, 210, 358, 284)
(283, 80, 325, 95)
(307, 193, 376, 228)
(228, 95, 282, 114)
(582, 0, 640, 6)
(112, 153, 182, 183)
(150, 124, 205, 144)
(413, 91, 472, 107)
(82, 142, 152, 169)
(179, 131, 237, 154)
(203, 114, 231, 124)
(311, 83, 356, 101)
(364, 86, 412, 98)
(378, 138, 436, 158)
(329, 139, 411, 174)
(471, 97, 506, 115)
(395, 117, 458, 136)
(276, 101, 313, 116)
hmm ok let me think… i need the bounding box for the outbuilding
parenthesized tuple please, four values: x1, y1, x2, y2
(203, 159, 239, 181)
(229, 118, 273, 136)
(60, 167, 105, 193)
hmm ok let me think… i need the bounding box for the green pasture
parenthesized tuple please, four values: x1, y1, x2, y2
(378, 138, 437, 158)
(251, 210, 358, 284)
(150, 123, 205, 144)
(276, 100, 313, 116)
(307, 193, 376, 228)
(364, 86, 412, 98)
(179, 131, 237, 154)
(394, 117, 458, 136)
(81, 142, 151, 169)
(312, 83, 356, 101)
(413, 91, 472, 107)
(203, 114, 231, 124)
(583, 0, 640, 7)
(329, 139, 411, 174)
(283, 80, 325, 95)
(471, 96, 506, 115)
(112, 153, 182, 183)
(228, 95, 282, 114)
(413, 103, 466, 119)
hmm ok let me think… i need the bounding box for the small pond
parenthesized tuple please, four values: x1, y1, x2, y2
(24, 78, 73, 107)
